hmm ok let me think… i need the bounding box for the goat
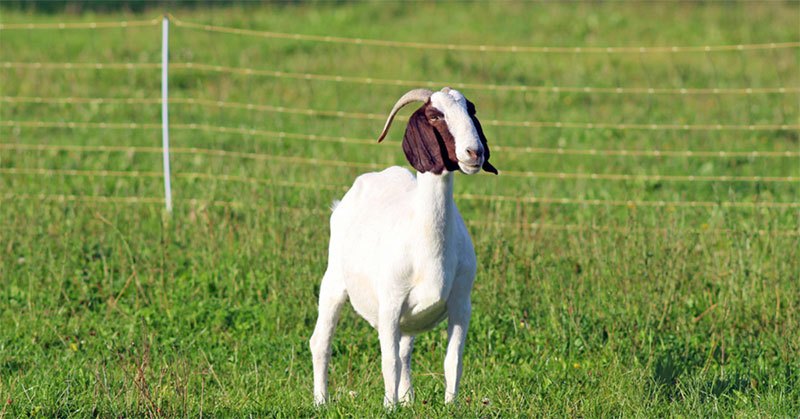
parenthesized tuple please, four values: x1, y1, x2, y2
(309, 87, 497, 407)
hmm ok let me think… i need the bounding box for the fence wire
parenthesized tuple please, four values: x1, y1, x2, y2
(0, 18, 160, 30)
(2, 62, 161, 70)
(3, 120, 797, 158)
(4, 96, 798, 131)
(2, 164, 799, 210)
(170, 62, 800, 95)
(169, 16, 800, 54)
(3, 16, 794, 52)
(2, 193, 798, 237)
(7, 61, 798, 96)
(3, 141, 798, 184)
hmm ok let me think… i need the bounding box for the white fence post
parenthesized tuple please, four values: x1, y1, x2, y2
(161, 15, 173, 213)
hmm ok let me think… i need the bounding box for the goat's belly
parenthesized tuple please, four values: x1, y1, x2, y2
(399, 299, 448, 334)
(348, 291, 379, 329)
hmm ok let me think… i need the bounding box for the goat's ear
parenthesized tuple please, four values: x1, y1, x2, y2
(467, 100, 498, 175)
(402, 107, 448, 174)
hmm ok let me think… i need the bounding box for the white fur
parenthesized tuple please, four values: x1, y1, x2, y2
(430, 90, 485, 173)
(309, 88, 483, 408)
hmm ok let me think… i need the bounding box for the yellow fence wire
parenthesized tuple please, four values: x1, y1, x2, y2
(2, 62, 161, 70)
(3, 142, 798, 184)
(170, 62, 800, 95)
(3, 120, 797, 158)
(169, 16, 800, 54)
(1, 193, 797, 237)
(4, 96, 798, 131)
(6, 61, 798, 96)
(0, 18, 160, 30)
(2, 15, 797, 53)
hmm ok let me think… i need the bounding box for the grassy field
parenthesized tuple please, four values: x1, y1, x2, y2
(1, 2, 799, 416)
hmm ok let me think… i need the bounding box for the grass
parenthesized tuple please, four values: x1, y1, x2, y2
(1, 1, 799, 416)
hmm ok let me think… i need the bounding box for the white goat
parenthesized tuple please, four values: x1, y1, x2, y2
(309, 87, 497, 407)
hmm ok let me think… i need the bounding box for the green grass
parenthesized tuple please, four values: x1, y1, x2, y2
(1, 2, 799, 416)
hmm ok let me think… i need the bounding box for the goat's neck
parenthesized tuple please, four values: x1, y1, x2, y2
(414, 171, 455, 243)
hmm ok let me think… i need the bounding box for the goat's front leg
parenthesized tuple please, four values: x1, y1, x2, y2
(378, 304, 403, 408)
(444, 298, 471, 403)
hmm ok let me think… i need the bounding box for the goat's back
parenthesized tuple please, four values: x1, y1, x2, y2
(330, 166, 416, 232)
(327, 165, 417, 268)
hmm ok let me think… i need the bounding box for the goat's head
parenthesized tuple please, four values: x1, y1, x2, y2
(377, 88, 498, 175)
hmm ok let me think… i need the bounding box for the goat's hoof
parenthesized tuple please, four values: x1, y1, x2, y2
(399, 392, 414, 406)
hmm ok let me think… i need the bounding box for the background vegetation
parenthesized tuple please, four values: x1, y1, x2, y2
(1, 1, 798, 416)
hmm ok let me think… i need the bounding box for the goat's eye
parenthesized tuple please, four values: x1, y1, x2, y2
(429, 115, 441, 122)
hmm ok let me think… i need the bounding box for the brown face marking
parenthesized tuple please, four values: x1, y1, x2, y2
(402, 102, 460, 174)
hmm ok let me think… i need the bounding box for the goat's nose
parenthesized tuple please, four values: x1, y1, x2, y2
(466, 148, 480, 161)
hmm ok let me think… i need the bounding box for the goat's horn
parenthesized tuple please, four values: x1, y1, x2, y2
(377, 89, 433, 143)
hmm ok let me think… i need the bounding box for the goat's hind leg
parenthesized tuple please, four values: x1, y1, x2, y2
(444, 297, 471, 404)
(398, 334, 415, 405)
(309, 270, 348, 405)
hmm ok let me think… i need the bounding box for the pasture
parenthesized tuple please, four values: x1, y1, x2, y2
(1, 2, 798, 416)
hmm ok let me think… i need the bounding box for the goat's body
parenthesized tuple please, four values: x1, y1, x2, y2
(327, 166, 476, 334)
(310, 87, 494, 408)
